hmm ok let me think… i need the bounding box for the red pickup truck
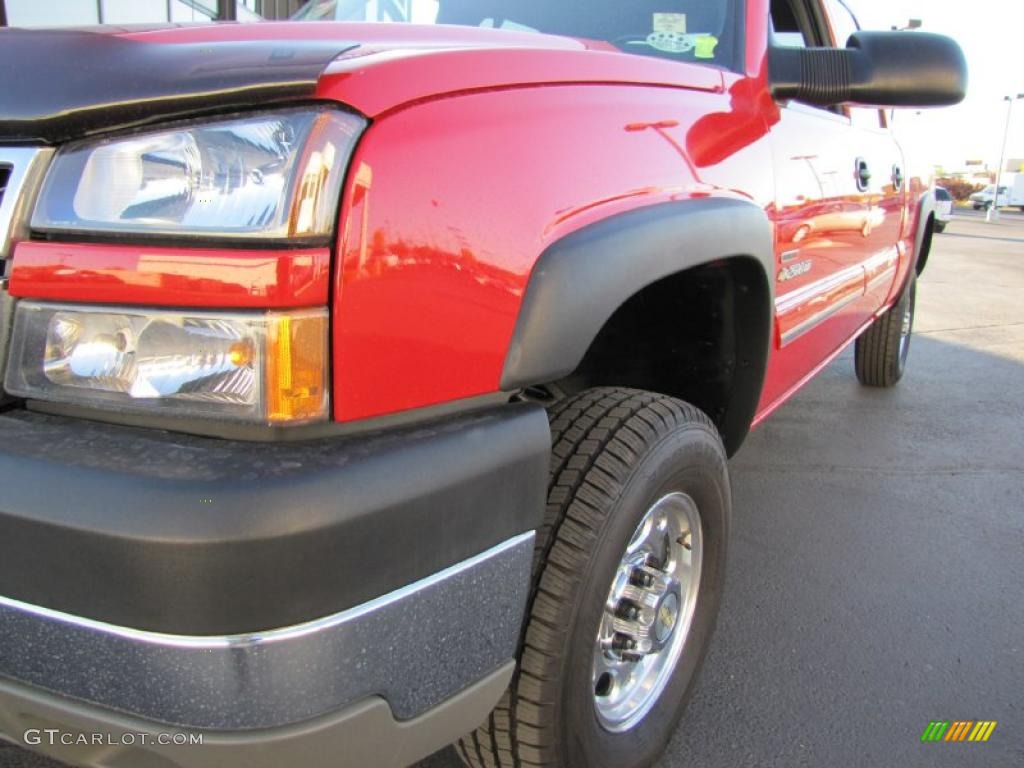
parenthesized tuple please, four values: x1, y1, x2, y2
(0, 2, 965, 768)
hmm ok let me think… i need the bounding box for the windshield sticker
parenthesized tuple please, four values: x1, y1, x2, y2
(694, 35, 719, 58)
(647, 31, 698, 53)
(653, 13, 687, 34)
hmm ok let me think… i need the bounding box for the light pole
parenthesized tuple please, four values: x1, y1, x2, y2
(989, 93, 1024, 221)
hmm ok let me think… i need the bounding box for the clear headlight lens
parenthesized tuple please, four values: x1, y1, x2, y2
(31, 108, 365, 239)
(4, 302, 328, 424)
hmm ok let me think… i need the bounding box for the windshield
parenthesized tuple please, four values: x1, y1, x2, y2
(291, 0, 742, 70)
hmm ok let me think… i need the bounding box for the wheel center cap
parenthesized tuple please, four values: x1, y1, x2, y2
(654, 592, 680, 644)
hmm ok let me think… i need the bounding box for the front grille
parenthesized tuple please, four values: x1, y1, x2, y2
(0, 148, 50, 401)
(1, 164, 13, 398)
(0, 165, 11, 279)
(0, 147, 50, 271)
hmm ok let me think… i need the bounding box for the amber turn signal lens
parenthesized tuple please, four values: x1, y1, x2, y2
(265, 312, 329, 423)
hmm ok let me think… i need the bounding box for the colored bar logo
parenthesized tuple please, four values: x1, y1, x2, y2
(921, 721, 997, 742)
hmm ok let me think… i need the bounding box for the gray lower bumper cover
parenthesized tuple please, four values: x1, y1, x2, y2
(0, 665, 515, 768)
(0, 532, 534, 731)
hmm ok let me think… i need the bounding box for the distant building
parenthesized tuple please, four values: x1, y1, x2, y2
(1, 1, 402, 25)
(1, 0, 264, 26)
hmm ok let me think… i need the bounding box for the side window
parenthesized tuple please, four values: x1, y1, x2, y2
(769, 0, 815, 48)
(822, 0, 858, 47)
(822, 0, 886, 128)
(771, 0, 845, 115)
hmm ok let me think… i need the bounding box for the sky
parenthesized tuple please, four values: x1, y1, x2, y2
(847, 0, 1024, 175)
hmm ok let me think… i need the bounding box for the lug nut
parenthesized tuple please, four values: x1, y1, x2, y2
(616, 602, 641, 620)
(612, 633, 637, 652)
(630, 569, 654, 588)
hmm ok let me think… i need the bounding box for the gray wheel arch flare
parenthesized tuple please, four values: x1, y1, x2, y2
(913, 189, 937, 277)
(500, 197, 775, 454)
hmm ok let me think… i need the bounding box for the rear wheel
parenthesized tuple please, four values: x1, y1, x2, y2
(934, 220, 946, 233)
(456, 388, 729, 768)
(855, 274, 916, 387)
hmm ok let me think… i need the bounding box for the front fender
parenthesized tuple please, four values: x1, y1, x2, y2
(501, 197, 774, 389)
(500, 197, 774, 451)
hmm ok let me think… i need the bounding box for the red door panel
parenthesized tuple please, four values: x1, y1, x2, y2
(761, 102, 870, 408)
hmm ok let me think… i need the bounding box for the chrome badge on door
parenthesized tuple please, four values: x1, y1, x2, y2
(778, 260, 812, 282)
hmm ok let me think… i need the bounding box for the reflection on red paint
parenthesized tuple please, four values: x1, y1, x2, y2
(327, 83, 746, 422)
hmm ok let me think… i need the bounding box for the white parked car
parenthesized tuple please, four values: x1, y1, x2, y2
(970, 184, 1008, 210)
(934, 186, 952, 232)
(970, 177, 1024, 210)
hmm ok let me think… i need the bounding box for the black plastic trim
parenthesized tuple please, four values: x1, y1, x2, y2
(769, 31, 967, 108)
(500, 198, 774, 450)
(913, 189, 936, 277)
(0, 403, 549, 635)
(0, 29, 359, 143)
(0, 664, 515, 767)
(29, 391, 511, 442)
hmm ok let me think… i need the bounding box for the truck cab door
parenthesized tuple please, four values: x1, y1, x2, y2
(821, 0, 904, 309)
(761, 0, 874, 407)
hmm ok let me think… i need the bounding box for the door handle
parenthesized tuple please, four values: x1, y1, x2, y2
(855, 158, 871, 192)
(891, 164, 904, 191)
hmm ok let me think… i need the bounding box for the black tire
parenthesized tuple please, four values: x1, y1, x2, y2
(934, 220, 946, 233)
(456, 388, 730, 768)
(855, 274, 916, 387)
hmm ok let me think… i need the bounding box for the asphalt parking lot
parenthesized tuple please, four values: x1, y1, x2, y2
(3, 210, 1022, 768)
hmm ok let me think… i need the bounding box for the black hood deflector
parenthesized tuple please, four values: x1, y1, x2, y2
(0, 28, 358, 144)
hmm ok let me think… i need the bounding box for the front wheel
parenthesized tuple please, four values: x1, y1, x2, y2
(456, 388, 729, 768)
(855, 274, 916, 387)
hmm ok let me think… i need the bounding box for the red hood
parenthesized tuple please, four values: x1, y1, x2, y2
(0, 21, 724, 143)
(120, 20, 591, 52)
(126, 22, 725, 118)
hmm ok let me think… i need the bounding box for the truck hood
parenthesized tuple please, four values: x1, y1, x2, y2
(0, 26, 361, 144)
(0, 22, 723, 144)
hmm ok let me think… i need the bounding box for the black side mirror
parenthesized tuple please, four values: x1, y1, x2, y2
(769, 31, 967, 108)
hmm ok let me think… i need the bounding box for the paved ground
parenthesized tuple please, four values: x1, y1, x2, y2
(955, 206, 1024, 218)
(3, 210, 1022, 767)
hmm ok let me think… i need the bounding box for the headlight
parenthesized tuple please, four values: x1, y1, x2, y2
(4, 302, 328, 424)
(31, 108, 365, 240)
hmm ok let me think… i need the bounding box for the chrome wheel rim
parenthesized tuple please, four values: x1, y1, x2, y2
(898, 289, 915, 364)
(592, 492, 703, 732)
(898, 307, 912, 359)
